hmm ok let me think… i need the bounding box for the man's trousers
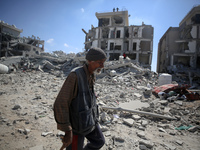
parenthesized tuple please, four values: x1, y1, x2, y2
(66, 124, 105, 150)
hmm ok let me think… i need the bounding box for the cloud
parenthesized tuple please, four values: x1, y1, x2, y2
(46, 38, 55, 47)
(46, 38, 54, 44)
(81, 8, 84, 13)
(64, 43, 69, 47)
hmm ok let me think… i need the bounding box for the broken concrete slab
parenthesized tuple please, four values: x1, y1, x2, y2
(123, 118, 134, 126)
(43, 61, 55, 70)
(139, 139, 154, 149)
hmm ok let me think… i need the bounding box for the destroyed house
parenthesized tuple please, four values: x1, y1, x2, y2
(82, 8, 154, 69)
(157, 5, 200, 74)
(0, 20, 44, 57)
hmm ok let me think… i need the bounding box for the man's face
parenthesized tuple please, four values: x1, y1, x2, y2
(88, 59, 106, 74)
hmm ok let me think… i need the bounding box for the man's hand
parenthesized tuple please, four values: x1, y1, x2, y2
(60, 130, 73, 150)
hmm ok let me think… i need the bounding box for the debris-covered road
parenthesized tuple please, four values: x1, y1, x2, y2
(0, 54, 200, 150)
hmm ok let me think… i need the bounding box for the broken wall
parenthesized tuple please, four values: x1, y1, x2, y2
(126, 53, 136, 60)
(142, 26, 153, 39)
(173, 55, 190, 66)
(101, 40, 107, 50)
(2, 27, 20, 37)
(140, 41, 151, 52)
(111, 15, 124, 26)
(102, 27, 109, 38)
(132, 27, 139, 38)
(98, 18, 110, 27)
(132, 39, 140, 52)
(139, 54, 149, 65)
(109, 53, 120, 60)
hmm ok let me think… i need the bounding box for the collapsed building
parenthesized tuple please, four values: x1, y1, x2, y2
(157, 5, 200, 76)
(82, 8, 154, 69)
(0, 20, 44, 57)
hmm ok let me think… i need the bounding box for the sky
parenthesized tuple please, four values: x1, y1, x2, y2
(0, 0, 199, 72)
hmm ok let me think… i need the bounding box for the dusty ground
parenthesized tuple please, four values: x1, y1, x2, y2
(0, 70, 200, 150)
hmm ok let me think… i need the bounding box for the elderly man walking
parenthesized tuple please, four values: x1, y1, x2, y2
(54, 47, 106, 150)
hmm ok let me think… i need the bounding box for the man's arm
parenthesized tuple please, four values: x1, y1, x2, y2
(53, 72, 78, 131)
(54, 72, 78, 148)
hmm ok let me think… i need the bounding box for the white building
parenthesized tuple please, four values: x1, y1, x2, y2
(82, 8, 154, 69)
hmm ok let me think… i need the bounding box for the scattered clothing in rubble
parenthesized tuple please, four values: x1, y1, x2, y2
(175, 125, 193, 130)
(152, 84, 200, 101)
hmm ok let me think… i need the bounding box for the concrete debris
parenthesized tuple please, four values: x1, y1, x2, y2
(139, 139, 154, 149)
(0, 50, 200, 150)
(43, 60, 56, 70)
(132, 115, 141, 120)
(12, 104, 21, 110)
(175, 140, 183, 146)
(141, 120, 149, 127)
(41, 132, 53, 137)
(18, 128, 31, 135)
(188, 126, 200, 132)
(123, 118, 134, 127)
(139, 144, 148, 150)
(158, 127, 167, 133)
(136, 131, 146, 139)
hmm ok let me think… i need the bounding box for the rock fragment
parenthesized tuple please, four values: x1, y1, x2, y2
(123, 118, 134, 127)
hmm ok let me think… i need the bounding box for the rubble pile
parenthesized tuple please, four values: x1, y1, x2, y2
(0, 53, 200, 150)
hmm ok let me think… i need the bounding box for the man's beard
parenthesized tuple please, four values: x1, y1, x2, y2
(93, 68, 102, 75)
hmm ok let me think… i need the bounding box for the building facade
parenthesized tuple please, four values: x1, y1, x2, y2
(0, 20, 44, 57)
(157, 5, 200, 73)
(83, 8, 154, 69)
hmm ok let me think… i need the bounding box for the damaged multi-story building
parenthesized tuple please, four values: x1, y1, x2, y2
(82, 8, 154, 69)
(0, 20, 44, 57)
(157, 5, 200, 74)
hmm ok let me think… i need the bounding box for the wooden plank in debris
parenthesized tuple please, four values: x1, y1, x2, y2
(101, 106, 177, 120)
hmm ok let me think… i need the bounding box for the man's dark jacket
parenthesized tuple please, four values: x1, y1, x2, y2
(69, 66, 98, 135)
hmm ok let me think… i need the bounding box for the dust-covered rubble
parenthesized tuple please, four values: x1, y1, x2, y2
(0, 53, 200, 150)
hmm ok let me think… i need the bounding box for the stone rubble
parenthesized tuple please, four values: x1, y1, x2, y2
(0, 52, 200, 150)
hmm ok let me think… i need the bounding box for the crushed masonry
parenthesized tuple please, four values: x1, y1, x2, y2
(0, 53, 200, 149)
